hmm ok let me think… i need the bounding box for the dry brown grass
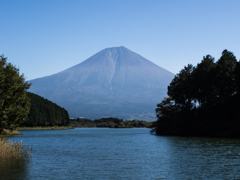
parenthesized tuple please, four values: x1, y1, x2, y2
(0, 140, 32, 160)
(1, 129, 22, 136)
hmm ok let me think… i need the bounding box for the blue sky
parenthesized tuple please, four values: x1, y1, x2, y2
(1, 0, 240, 80)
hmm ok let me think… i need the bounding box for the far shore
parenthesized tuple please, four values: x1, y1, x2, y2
(17, 126, 74, 130)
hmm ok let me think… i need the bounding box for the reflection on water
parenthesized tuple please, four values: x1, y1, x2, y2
(157, 137, 240, 179)
(0, 159, 29, 180)
(2, 128, 240, 179)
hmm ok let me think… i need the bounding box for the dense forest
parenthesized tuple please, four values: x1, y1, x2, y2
(70, 117, 153, 128)
(155, 50, 240, 138)
(21, 92, 70, 127)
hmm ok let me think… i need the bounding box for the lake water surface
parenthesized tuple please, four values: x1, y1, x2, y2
(1, 128, 240, 179)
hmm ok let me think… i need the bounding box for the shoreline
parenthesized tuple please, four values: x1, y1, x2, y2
(17, 126, 74, 130)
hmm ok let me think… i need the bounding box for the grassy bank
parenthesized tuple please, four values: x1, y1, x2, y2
(17, 126, 74, 130)
(0, 129, 31, 160)
(0, 129, 22, 136)
(0, 139, 32, 160)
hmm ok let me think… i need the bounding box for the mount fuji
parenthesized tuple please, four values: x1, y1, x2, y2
(29, 46, 174, 121)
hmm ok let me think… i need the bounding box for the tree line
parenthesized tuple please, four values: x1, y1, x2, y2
(22, 92, 70, 127)
(155, 50, 240, 137)
(71, 117, 153, 128)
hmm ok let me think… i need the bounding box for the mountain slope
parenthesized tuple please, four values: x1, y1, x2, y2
(29, 46, 174, 121)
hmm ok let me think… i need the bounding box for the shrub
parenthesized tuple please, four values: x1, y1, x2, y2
(0, 140, 31, 160)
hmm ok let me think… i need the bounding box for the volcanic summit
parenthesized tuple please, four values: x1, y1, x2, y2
(29, 46, 174, 121)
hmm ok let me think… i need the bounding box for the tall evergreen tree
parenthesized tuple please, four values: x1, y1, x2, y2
(191, 55, 216, 108)
(215, 50, 237, 102)
(168, 64, 194, 110)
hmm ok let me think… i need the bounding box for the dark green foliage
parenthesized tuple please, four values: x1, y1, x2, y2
(215, 50, 238, 102)
(0, 55, 31, 133)
(22, 92, 70, 127)
(70, 117, 153, 128)
(155, 50, 240, 138)
(168, 64, 194, 110)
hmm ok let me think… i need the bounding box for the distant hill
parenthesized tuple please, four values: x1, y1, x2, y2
(70, 117, 153, 128)
(21, 92, 70, 126)
(29, 46, 174, 121)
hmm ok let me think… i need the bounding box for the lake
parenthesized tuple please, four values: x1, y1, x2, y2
(1, 128, 240, 179)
